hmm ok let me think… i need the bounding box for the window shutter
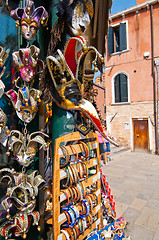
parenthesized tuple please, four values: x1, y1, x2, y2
(120, 74, 128, 102)
(119, 23, 127, 51)
(108, 26, 114, 54)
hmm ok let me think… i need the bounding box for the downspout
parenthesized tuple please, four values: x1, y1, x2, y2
(150, 4, 158, 154)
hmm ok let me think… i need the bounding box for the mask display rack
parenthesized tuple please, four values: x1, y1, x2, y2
(51, 131, 103, 240)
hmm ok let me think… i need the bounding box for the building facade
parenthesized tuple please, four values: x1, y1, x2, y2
(105, 0, 159, 153)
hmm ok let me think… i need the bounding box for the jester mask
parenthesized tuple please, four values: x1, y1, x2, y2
(46, 36, 118, 146)
(10, 0, 48, 41)
(7, 130, 49, 167)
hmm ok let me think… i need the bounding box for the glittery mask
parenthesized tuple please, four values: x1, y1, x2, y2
(6, 86, 42, 123)
(12, 45, 44, 83)
(7, 130, 49, 167)
(10, 0, 48, 41)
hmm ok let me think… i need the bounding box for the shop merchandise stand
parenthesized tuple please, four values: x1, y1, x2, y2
(52, 131, 103, 240)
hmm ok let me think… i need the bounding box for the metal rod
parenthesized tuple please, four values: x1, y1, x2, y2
(150, 4, 158, 154)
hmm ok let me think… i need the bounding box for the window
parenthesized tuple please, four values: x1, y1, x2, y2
(108, 22, 127, 54)
(104, 105, 106, 114)
(114, 73, 128, 103)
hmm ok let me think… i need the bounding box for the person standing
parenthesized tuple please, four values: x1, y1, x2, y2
(95, 130, 107, 165)
(103, 126, 111, 163)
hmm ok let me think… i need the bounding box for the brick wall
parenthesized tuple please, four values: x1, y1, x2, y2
(107, 101, 155, 152)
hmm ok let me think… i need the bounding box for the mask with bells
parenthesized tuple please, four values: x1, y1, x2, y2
(0, 168, 45, 239)
(10, 0, 48, 41)
(12, 45, 44, 84)
(6, 84, 42, 123)
(46, 36, 103, 109)
(7, 130, 49, 167)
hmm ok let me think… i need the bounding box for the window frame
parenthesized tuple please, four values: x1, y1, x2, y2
(112, 71, 130, 104)
(108, 20, 129, 55)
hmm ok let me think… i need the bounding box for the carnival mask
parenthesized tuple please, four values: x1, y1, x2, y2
(47, 36, 119, 146)
(0, 168, 45, 239)
(69, 1, 91, 36)
(6, 86, 42, 123)
(0, 46, 9, 98)
(57, 0, 93, 36)
(10, 0, 48, 41)
(8, 130, 49, 167)
(21, 18, 39, 41)
(0, 109, 7, 133)
(12, 45, 44, 83)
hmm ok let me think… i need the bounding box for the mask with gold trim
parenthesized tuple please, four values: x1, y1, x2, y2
(12, 45, 44, 83)
(57, 0, 93, 36)
(0, 109, 7, 134)
(5, 85, 42, 123)
(10, 0, 48, 41)
(0, 46, 8, 98)
(47, 36, 119, 146)
(0, 168, 45, 239)
(7, 130, 49, 167)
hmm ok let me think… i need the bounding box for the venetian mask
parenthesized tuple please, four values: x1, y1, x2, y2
(47, 36, 119, 146)
(69, 1, 91, 36)
(0, 168, 45, 239)
(6, 87, 42, 123)
(0, 46, 8, 98)
(10, 0, 48, 41)
(21, 18, 39, 40)
(12, 45, 44, 84)
(8, 130, 49, 167)
(20, 64, 36, 82)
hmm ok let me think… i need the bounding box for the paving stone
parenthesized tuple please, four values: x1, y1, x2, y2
(146, 198, 159, 210)
(128, 224, 154, 240)
(122, 207, 140, 224)
(153, 224, 159, 240)
(130, 198, 147, 210)
(115, 201, 129, 219)
(101, 151, 159, 239)
(135, 206, 159, 232)
(116, 189, 138, 205)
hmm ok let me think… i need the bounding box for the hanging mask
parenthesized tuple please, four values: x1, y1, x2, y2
(12, 45, 44, 83)
(6, 86, 42, 123)
(57, 0, 93, 36)
(47, 36, 119, 146)
(7, 130, 49, 167)
(0, 46, 9, 98)
(0, 109, 7, 133)
(10, 0, 48, 40)
(0, 168, 45, 239)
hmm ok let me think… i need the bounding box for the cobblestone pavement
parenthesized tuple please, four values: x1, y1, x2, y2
(101, 150, 159, 240)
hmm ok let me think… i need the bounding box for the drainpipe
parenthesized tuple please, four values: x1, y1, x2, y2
(150, 5, 158, 154)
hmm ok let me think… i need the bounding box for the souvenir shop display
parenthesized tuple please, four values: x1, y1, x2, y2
(0, 168, 45, 239)
(0, 0, 49, 239)
(48, 131, 103, 239)
(0, 0, 131, 239)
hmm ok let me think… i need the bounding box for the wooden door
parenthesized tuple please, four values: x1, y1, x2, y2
(133, 119, 148, 151)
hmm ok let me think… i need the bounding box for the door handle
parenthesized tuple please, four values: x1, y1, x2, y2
(137, 134, 139, 137)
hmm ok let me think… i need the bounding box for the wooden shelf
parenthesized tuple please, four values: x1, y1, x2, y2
(52, 132, 103, 240)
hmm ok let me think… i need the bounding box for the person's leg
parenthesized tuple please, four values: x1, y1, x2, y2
(102, 143, 108, 165)
(106, 142, 111, 161)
